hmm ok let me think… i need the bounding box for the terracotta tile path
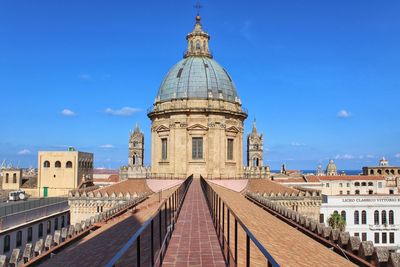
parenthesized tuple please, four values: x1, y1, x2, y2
(163, 179, 226, 267)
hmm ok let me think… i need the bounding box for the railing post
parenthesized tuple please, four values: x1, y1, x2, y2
(222, 202, 225, 249)
(151, 219, 154, 266)
(137, 235, 141, 267)
(235, 218, 238, 264)
(227, 209, 230, 265)
(246, 233, 250, 267)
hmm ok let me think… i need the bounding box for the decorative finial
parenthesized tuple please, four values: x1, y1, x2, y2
(194, 1, 203, 16)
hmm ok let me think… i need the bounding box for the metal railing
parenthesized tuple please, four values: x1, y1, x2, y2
(200, 176, 280, 267)
(105, 175, 193, 267)
(0, 197, 67, 218)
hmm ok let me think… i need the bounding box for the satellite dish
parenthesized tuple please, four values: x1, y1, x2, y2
(19, 193, 26, 200)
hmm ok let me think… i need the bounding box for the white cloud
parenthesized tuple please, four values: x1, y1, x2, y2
(337, 110, 351, 118)
(366, 154, 375, 159)
(335, 154, 355, 160)
(79, 74, 92, 81)
(18, 149, 31, 155)
(291, 142, 306, 147)
(100, 144, 114, 149)
(61, 109, 76, 116)
(105, 107, 141, 116)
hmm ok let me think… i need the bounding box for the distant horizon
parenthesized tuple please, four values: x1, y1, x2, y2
(1, 0, 399, 170)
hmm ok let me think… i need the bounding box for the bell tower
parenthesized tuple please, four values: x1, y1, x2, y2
(128, 124, 144, 167)
(247, 120, 264, 168)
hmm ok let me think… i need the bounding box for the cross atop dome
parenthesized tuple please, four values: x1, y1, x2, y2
(184, 14, 212, 58)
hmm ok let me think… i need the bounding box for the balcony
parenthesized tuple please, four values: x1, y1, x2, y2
(369, 224, 400, 231)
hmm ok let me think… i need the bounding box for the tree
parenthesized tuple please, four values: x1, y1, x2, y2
(327, 212, 346, 231)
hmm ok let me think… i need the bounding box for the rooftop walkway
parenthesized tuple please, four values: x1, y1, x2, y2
(163, 179, 225, 267)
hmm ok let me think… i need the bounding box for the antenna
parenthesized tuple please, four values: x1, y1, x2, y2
(194, 1, 203, 15)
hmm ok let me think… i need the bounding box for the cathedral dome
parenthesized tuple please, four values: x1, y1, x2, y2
(155, 56, 239, 103)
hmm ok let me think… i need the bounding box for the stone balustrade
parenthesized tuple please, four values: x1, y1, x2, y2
(247, 192, 400, 267)
(0, 194, 149, 266)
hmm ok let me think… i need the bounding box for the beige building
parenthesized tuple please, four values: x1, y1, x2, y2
(148, 15, 247, 179)
(38, 148, 93, 197)
(1, 169, 22, 190)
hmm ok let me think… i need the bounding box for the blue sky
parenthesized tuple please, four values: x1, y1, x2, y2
(0, 0, 399, 170)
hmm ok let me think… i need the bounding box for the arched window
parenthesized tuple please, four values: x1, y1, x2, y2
(339, 183, 343, 187)
(374, 210, 379, 225)
(377, 170, 382, 175)
(196, 40, 200, 50)
(354, 211, 359, 224)
(389, 210, 394, 224)
(12, 173, 17, 183)
(5, 173, 9, 183)
(55, 161, 61, 168)
(398, 170, 400, 175)
(16, 230, 22, 247)
(47, 220, 51, 234)
(391, 170, 395, 175)
(44, 161, 50, 168)
(355, 190, 360, 195)
(382, 210, 387, 224)
(368, 182, 373, 186)
(190, 40, 194, 50)
(66, 161, 73, 168)
(355, 182, 360, 186)
(370, 169, 374, 175)
(385, 169, 390, 175)
(333, 210, 338, 215)
(341, 211, 346, 221)
(3, 235, 10, 253)
(361, 182, 367, 186)
(362, 210, 367, 224)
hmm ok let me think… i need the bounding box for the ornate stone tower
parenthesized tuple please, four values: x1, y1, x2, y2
(128, 124, 144, 167)
(247, 120, 263, 167)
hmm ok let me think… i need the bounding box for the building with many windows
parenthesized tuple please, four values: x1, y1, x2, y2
(320, 194, 400, 250)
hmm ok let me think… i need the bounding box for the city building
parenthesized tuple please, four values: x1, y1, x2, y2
(147, 15, 248, 179)
(1, 169, 22, 191)
(320, 194, 400, 250)
(38, 148, 93, 197)
(326, 159, 338, 176)
(363, 157, 400, 177)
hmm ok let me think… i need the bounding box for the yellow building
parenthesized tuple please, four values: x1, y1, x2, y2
(38, 148, 93, 197)
(1, 169, 22, 190)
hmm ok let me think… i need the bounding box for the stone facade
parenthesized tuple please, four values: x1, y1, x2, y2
(1, 169, 22, 190)
(247, 120, 263, 168)
(38, 148, 93, 197)
(326, 159, 338, 176)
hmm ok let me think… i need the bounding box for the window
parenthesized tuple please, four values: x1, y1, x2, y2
(339, 190, 343, 195)
(55, 218, 58, 230)
(27, 227, 32, 242)
(390, 232, 395, 244)
(368, 190, 373, 195)
(361, 182, 367, 186)
(355, 182, 360, 187)
(346, 183, 350, 187)
(355, 190, 360, 195)
(375, 232, 380, 243)
(354, 211, 359, 224)
(3, 235, 10, 253)
(319, 213, 324, 223)
(161, 138, 168, 160)
(55, 161, 61, 168)
(43, 161, 50, 168)
(192, 137, 203, 159)
(66, 161, 73, 168)
(334, 210, 338, 215)
(227, 139, 234, 160)
(362, 233, 367, 241)
(16, 231, 22, 247)
(326, 183, 330, 188)
(362, 210, 367, 224)
(38, 223, 43, 238)
(196, 40, 200, 50)
(390, 189, 394, 194)
(12, 173, 17, 183)
(378, 170, 382, 175)
(368, 182, 373, 186)
(61, 216, 65, 228)
(341, 211, 346, 221)
(47, 220, 51, 234)
(347, 190, 350, 195)
(382, 210, 387, 224)
(378, 182, 383, 188)
(382, 232, 387, 244)
(374, 210, 379, 225)
(389, 210, 394, 224)
(339, 183, 343, 187)
(5, 173, 9, 183)
(354, 232, 359, 237)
